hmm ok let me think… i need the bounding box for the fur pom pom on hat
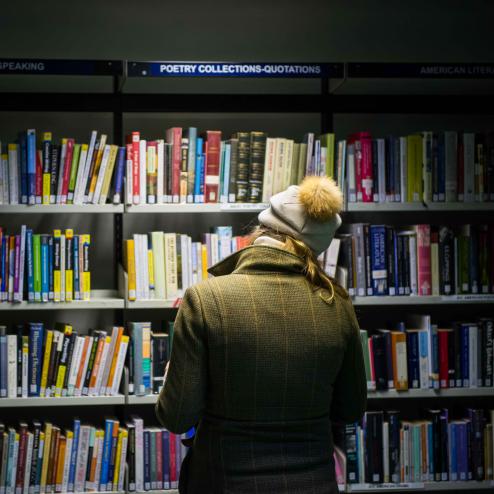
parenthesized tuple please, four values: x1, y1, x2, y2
(258, 176, 343, 255)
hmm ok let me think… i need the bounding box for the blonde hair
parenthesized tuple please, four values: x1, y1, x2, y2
(249, 225, 336, 304)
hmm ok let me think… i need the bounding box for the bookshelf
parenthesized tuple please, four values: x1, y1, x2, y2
(1, 58, 494, 494)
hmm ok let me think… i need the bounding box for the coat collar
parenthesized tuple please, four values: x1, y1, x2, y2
(208, 245, 306, 277)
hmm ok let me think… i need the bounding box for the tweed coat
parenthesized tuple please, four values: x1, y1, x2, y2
(156, 245, 367, 494)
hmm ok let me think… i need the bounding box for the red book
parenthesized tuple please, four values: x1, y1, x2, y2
(15, 424, 29, 492)
(61, 138, 74, 204)
(35, 150, 43, 204)
(155, 430, 163, 488)
(166, 128, 182, 202)
(416, 224, 431, 296)
(438, 329, 450, 388)
(169, 432, 177, 485)
(204, 130, 222, 203)
(131, 132, 140, 204)
(457, 135, 464, 200)
(360, 133, 373, 202)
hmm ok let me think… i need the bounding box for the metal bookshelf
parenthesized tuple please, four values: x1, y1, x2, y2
(0, 204, 124, 213)
(352, 295, 494, 306)
(125, 203, 268, 213)
(345, 202, 494, 212)
(0, 395, 125, 407)
(367, 388, 494, 399)
(346, 481, 494, 492)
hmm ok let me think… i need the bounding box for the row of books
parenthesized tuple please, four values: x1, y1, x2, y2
(334, 224, 494, 297)
(0, 417, 188, 494)
(346, 131, 494, 204)
(127, 417, 189, 491)
(124, 227, 250, 301)
(0, 227, 91, 304)
(0, 323, 128, 398)
(127, 321, 171, 396)
(360, 316, 493, 391)
(342, 408, 494, 484)
(0, 131, 125, 206)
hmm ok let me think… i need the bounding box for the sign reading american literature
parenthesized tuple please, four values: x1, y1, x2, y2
(349, 62, 494, 78)
(128, 61, 342, 78)
(0, 59, 122, 75)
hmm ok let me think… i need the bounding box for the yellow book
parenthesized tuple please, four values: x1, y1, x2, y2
(99, 144, 118, 205)
(407, 135, 416, 202)
(201, 244, 208, 281)
(112, 429, 125, 489)
(54, 324, 73, 397)
(40, 330, 53, 396)
(53, 230, 61, 302)
(81, 234, 91, 300)
(148, 248, 155, 293)
(42, 132, 52, 205)
(40, 423, 53, 492)
(106, 327, 123, 392)
(55, 435, 66, 491)
(65, 229, 74, 301)
(125, 239, 136, 301)
(88, 135, 107, 201)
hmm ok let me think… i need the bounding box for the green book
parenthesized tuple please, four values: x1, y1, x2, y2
(67, 143, 81, 203)
(32, 234, 41, 301)
(359, 329, 373, 390)
(167, 321, 174, 355)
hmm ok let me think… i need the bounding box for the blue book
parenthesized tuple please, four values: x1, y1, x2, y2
(40, 235, 49, 302)
(457, 422, 467, 481)
(186, 128, 197, 203)
(449, 423, 458, 481)
(427, 422, 434, 481)
(26, 229, 34, 302)
(99, 419, 114, 490)
(0, 326, 7, 397)
(73, 235, 80, 299)
(48, 236, 54, 300)
(6, 428, 16, 489)
(221, 143, 231, 203)
(418, 330, 429, 389)
(28, 322, 44, 396)
(27, 129, 36, 204)
(406, 330, 420, 388)
(143, 429, 151, 491)
(437, 133, 445, 201)
(107, 424, 119, 491)
(162, 430, 170, 488)
(369, 225, 387, 295)
(112, 146, 126, 204)
(68, 419, 81, 492)
(460, 324, 469, 387)
(19, 132, 28, 204)
(194, 138, 203, 203)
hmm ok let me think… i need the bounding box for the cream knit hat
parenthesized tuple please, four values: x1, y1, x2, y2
(258, 176, 343, 255)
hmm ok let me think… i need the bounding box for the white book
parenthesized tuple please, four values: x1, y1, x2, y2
(133, 417, 144, 492)
(142, 235, 150, 300)
(66, 336, 84, 396)
(60, 234, 66, 302)
(110, 336, 128, 396)
(191, 241, 198, 286)
(156, 139, 164, 204)
(22, 432, 33, 494)
(180, 234, 189, 295)
(74, 131, 97, 204)
(211, 233, 219, 267)
(262, 138, 276, 202)
(117, 432, 128, 491)
(132, 234, 142, 300)
(164, 233, 178, 299)
(93, 337, 111, 396)
(74, 426, 91, 493)
(323, 238, 340, 278)
(125, 151, 133, 205)
(7, 335, 17, 398)
(196, 242, 203, 283)
(139, 139, 146, 205)
(61, 434, 72, 494)
(463, 133, 475, 202)
(444, 131, 458, 202)
(151, 231, 166, 300)
(469, 324, 478, 388)
(56, 140, 67, 204)
(93, 433, 104, 492)
(187, 236, 193, 290)
(7, 145, 19, 205)
(282, 139, 294, 190)
(272, 138, 285, 196)
(382, 421, 389, 483)
(346, 143, 356, 203)
(102, 327, 122, 394)
(72, 143, 89, 205)
(2, 153, 9, 205)
(74, 336, 93, 397)
(92, 144, 111, 204)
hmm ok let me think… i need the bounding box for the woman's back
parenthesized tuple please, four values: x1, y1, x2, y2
(156, 245, 366, 493)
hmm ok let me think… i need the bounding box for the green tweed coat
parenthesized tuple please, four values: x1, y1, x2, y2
(156, 245, 367, 494)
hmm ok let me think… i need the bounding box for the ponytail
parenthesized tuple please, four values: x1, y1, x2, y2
(249, 226, 336, 304)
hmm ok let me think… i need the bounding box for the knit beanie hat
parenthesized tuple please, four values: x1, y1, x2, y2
(258, 176, 343, 255)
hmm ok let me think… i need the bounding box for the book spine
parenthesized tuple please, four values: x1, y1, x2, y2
(370, 225, 387, 295)
(112, 146, 126, 204)
(60, 139, 74, 204)
(417, 224, 432, 296)
(204, 130, 221, 203)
